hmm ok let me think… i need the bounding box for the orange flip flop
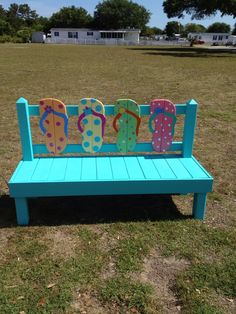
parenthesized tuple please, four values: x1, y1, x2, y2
(39, 98, 68, 154)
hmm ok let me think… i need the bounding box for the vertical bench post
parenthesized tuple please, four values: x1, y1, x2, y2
(15, 97, 32, 225)
(193, 193, 207, 219)
(16, 97, 34, 161)
(15, 198, 29, 225)
(182, 99, 198, 157)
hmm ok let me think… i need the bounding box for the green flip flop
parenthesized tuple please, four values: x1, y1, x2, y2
(113, 99, 141, 153)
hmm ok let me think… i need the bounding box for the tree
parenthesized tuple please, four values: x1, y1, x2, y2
(141, 26, 163, 37)
(207, 22, 231, 33)
(0, 19, 12, 35)
(163, 0, 236, 19)
(183, 23, 206, 36)
(184, 23, 206, 33)
(6, 3, 22, 30)
(32, 16, 49, 32)
(0, 5, 6, 19)
(165, 21, 184, 37)
(93, 0, 150, 30)
(232, 23, 236, 35)
(152, 27, 163, 35)
(48, 6, 92, 29)
(17, 3, 38, 26)
(6, 3, 38, 31)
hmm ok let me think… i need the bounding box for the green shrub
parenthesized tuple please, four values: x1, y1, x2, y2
(0, 35, 23, 43)
(0, 35, 12, 43)
(17, 28, 31, 43)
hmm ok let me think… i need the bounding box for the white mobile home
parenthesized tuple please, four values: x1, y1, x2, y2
(48, 28, 140, 45)
(228, 35, 236, 45)
(188, 32, 230, 45)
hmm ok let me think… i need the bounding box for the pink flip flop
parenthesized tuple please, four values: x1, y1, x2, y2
(149, 99, 176, 152)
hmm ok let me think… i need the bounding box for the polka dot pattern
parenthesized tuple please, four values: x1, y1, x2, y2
(81, 99, 87, 105)
(94, 119, 100, 125)
(87, 130, 93, 136)
(96, 105, 102, 112)
(79, 98, 106, 153)
(114, 99, 140, 153)
(150, 99, 176, 153)
(94, 136, 101, 142)
(39, 98, 68, 155)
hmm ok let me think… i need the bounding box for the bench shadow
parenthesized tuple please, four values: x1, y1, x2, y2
(128, 47, 236, 58)
(0, 194, 191, 227)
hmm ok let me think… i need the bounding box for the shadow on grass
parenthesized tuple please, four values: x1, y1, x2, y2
(128, 47, 236, 58)
(0, 194, 191, 227)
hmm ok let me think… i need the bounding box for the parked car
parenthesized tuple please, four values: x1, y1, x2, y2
(194, 40, 205, 45)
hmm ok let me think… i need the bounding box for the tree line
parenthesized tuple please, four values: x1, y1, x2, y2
(0, 0, 235, 43)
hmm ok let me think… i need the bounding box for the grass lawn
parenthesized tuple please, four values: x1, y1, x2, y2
(0, 44, 235, 313)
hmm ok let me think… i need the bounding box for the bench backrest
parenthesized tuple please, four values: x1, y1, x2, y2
(16, 97, 198, 161)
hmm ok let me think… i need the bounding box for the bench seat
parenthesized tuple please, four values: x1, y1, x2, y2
(9, 155, 213, 198)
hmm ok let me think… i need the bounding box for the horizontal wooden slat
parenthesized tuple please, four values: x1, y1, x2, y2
(48, 158, 68, 181)
(65, 158, 82, 181)
(31, 158, 53, 181)
(110, 157, 129, 180)
(9, 178, 213, 198)
(124, 156, 145, 180)
(166, 158, 192, 179)
(11, 159, 39, 183)
(33, 142, 183, 155)
(179, 158, 209, 179)
(96, 157, 113, 180)
(28, 104, 187, 116)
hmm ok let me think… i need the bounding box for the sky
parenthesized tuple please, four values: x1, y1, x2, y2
(1, 0, 235, 30)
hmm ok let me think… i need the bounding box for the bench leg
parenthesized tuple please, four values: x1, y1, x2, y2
(15, 198, 29, 225)
(193, 193, 207, 220)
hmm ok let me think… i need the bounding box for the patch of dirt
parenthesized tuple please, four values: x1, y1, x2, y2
(94, 228, 119, 280)
(70, 290, 118, 314)
(139, 248, 190, 314)
(100, 258, 116, 280)
(45, 229, 78, 260)
(99, 231, 119, 253)
(214, 294, 236, 314)
(86, 225, 119, 253)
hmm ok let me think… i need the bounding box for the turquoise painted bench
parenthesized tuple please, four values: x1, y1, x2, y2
(9, 97, 213, 225)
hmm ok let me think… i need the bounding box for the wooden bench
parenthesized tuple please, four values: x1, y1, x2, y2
(9, 97, 213, 225)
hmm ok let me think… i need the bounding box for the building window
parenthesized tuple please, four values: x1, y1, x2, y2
(218, 35, 223, 41)
(213, 35, 217, 40)
(54, 32, 59, 37)
(87, 32, 93, 36)
(101, 32, 124, 39)
(226, 36, 228, 39)
(68, 32, 78, 39)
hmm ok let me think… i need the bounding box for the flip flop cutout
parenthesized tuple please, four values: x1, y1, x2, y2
(78, 98, 106, 153)
(39, 98, 68, 154)
(149, 99, 176, 152)
(113, 99, 141, 153)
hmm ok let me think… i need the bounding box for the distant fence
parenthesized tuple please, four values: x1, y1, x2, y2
(45, 38, 190, 47)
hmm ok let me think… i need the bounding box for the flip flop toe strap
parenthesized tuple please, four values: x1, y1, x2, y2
(149, 108, 176, 135)
(78, 107, 106, 136)
(39, 107, 68, 136)
(113, 109, 141, 136)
